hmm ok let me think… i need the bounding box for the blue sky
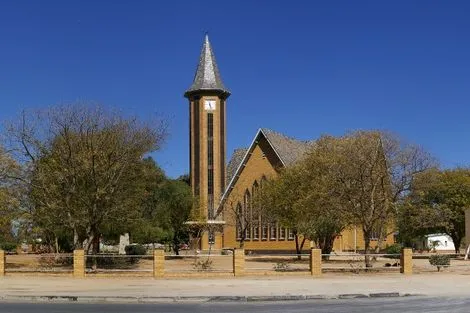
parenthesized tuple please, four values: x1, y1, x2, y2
(1, 1, 469, 177)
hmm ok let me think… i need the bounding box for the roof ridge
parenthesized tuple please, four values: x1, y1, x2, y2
(260, 128, 305, 143)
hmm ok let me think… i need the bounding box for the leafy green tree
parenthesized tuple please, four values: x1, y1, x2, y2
(6, 104, 167, 253)
(317, 131, 433, 266)
(154, 179, 193, 255)
(259, 131, 433, 266)
(259, 137, 349, 257)
(400, 168, 470, 253)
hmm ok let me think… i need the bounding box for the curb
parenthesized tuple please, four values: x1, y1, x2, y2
(0, 292, 421, 303)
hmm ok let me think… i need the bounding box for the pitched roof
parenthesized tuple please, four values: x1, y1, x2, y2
(260, 128, 313, 166)
(217, 128, 313, 214)
(226, 148, 248, 184)
(184, 35, 230, 97)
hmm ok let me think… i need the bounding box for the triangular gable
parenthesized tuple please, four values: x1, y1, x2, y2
(216, 128, 286, 215)
(261, 128, 314, 166)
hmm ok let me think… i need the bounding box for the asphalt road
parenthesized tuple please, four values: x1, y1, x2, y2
(1, 297, 469, 313)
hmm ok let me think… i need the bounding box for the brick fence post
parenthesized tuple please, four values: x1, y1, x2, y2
(310, 248, 322, 276)
(233, 248, 245, 276)
(0, 250, 5, 276)
(400, 248, 413, 275)
(153, 249, 165, 278)
(73, 249, 85, 278)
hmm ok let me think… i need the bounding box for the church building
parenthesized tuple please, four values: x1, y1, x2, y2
(184, 35, 394, 253)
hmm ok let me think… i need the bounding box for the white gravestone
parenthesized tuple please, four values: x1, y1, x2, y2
(119, 233, 130, 254)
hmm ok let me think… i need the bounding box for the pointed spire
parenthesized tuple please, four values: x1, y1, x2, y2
(185, 34, 230, 98)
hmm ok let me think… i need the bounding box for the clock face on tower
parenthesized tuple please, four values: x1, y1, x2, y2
(204, 100, 216, 111)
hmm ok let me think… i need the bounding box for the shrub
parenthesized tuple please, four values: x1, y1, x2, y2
(273, 261, 290, 272)
(86, 254, 132, 269)
(1, 242, 17, 252)
(193, 258, 213, 271)
(124, 244, 147, 265)
(125, 244, 147, 256)
(385, 244, 402, 260)
(39, 255, 73, 268)
(429, 254, 450, 272)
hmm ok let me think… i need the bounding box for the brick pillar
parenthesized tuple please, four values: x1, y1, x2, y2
(310, 248, 322, 276)
(0, 250, 5, 276)
(400, 248, 413, 275)
(153, 249, 165, 278)
(73, 249, 85, 278)
(233, 248, 245, 276)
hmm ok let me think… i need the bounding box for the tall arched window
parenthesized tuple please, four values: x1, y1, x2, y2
(260, 175, 267, 186)
(236, 202, 242, 241)
(244, 190, 251, 240)
(252, 181, 260, 240)
(258, 176, 269, 240)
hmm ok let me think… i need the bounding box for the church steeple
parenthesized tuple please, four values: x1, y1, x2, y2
(185, 35, 229, 250)
(184, 34, 230, 98)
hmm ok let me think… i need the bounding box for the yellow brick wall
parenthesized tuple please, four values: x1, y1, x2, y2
(222, 135, 395, 252)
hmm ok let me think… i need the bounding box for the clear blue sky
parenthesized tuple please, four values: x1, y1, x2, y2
(1, 1, 469, 177)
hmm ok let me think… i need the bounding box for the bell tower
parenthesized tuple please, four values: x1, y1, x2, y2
(185, 35, 230, 247)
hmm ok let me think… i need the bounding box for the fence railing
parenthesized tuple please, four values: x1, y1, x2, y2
(84, 254, 154, 273)
(4, 253, 73, 273)
(164, 254, 233, 274)
(0, 248, 415, 278)
(321, 253, 402, 272)
(245, 254, 311, 274)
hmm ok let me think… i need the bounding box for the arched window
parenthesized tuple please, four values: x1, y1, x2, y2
(260, 175, 267, 187)
(236, 202, 242, 241)
(244, 190, 251, 240)
(252, 181, 260, 240)
(258, 176, 269, 240)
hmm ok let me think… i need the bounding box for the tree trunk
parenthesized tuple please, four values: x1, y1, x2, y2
(73, 228, 80, 249)
(364, 233, 372, 267)
(92, 235, 100, 254)
(450, 233, 462, 254)
(294, 234, 306, 260)
(318, 235, 335, 259)
(173, 235, 180, 256)
(84, 235, 94, 254)
(54, 236, 59, 253)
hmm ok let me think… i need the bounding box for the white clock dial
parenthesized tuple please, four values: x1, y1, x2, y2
(204, 100, 216, 110)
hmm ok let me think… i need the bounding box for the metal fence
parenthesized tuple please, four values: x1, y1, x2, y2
(8, 249, 468, 277)
(164, 254, 233, 274)
(245, 254, 310, 274)
(321, 253, 401, 272)
(5, 253, 74, 273)
(84, 254, 153, 273)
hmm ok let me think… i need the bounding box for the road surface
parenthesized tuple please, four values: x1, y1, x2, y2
(1, 296, 469, 312)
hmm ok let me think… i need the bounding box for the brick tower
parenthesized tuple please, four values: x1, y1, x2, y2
(184, 35, 230, 250)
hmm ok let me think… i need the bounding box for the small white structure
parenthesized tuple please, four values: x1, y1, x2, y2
(426, 233, 455, 251)
(118, 233, 130, 254)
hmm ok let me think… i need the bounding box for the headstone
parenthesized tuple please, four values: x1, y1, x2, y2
(119, 233, 130, 255)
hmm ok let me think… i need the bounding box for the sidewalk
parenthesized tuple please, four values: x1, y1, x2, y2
(1, 273, 470, 302)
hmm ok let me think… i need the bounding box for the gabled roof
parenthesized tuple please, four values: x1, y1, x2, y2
(261, 128, 313, 166)
(226, 148, 248, 184)
(184, 35, 230, 97)
(217, 128, 313, 214)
